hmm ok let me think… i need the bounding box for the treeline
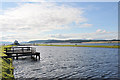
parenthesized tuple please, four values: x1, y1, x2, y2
(28, 39, 120, 43)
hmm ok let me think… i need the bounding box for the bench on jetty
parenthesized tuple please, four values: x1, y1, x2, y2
(2, 46, 40, 61)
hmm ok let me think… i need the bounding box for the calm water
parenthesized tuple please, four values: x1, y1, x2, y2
(13, 46, 119, 79)
(48, 43, 119, 46)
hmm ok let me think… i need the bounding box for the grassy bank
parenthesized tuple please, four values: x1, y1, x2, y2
(37, 44, 120, 48)
(0, 45, 14, 80)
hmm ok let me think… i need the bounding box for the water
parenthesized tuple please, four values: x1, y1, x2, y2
(48, 43, 119, 46)
(13, 46, 119, 79)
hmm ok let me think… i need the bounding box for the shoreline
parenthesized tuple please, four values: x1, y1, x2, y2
(36, 44, 120, 48)
(0, 45, 15, 79)
(81, 41, 120, 43)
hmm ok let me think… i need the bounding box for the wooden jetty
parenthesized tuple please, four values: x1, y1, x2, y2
(2, 46, 40, 61)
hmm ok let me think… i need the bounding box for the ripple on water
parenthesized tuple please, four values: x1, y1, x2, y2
(13, 46, 118, 79)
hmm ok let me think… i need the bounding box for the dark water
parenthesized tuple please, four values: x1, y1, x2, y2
(13, 46, 118, 79)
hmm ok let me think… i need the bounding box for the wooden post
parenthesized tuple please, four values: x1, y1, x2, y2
(36, 54, 37, 61)
(13, 48, 14, 53)
(27, 47, 30, 51)
(22, 47, 24, 53)
(13, 56, 14, 60)
(6, 48, 7, 53)
(31, 54, 32, 59)
(16, 54, 18, 60)
(39, 53, 40, 60)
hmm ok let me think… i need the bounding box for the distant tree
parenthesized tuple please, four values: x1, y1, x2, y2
(14, 40, 20, 45)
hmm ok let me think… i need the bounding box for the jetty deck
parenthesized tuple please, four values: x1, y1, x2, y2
(2, 46, 40, 60)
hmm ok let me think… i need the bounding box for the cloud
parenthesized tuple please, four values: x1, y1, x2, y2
(1, 28, 118, 42)
(79, 23, 92, 28)
(50, 34, 70, 39)
(0, 2, 88, 41)
(96, 29, 106, 33)
(49, 29, 118, 40)
(2, 0, 120, 2)
(21, 0, 45, 2)
(1, 2, 117, 42)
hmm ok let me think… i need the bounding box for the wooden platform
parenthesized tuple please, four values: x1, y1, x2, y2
(2, 46, 40, 61)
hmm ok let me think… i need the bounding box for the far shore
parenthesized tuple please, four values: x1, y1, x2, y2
(36, 44, 120, 48)
(81, 41, 120, 43)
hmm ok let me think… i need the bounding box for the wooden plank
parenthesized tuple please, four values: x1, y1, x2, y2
(4, 52, 33, 54)
(3, 52, 40, 56)
(1, 53, 40, 58)
(11, 47, 32, 48)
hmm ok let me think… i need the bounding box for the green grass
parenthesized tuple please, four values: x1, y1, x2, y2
(0, 45, 15, 80)
(37, 44, 120, 48)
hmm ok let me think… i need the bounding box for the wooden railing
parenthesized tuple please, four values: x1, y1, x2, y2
(3, 46, 40, 60)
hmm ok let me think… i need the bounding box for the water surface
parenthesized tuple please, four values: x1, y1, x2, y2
(48, 43, 119, 46)
(13, 46, 118, 79)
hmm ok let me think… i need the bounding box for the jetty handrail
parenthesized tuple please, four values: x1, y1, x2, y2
(4, 46, 34, 53)
(3, 46, 40, 60)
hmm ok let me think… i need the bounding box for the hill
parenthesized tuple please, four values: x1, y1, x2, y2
(28, 39, 120, 43)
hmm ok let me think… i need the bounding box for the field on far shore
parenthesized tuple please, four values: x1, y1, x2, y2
(81, 41, 120, 43)
(36, 44, 120, 48)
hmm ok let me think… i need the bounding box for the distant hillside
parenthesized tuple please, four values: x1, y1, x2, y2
(0, 41, 12, 45)
(20, 42, 28, 44)
(28, 39, 120, 43)
(0, 39, 119, 45)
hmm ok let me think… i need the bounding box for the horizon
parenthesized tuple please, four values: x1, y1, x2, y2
(0, 1, 118, 42)
(1, 39, 119, 43)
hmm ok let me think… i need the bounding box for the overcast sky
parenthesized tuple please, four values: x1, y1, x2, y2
(0, 1, 118, 42)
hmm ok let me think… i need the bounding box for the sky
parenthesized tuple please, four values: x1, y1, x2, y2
(0, 1, 119, 42)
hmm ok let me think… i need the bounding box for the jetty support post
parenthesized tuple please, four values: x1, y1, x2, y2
(5, 48, 8, 53)
(16, 54, 18, 60)
(36, 54, 37, 61)
(31, 54, 32, 59)
(39, 52, 40, 60)
(27, 47, 30, 51)
(13, 47, 14, 53)
(13, 56, 14, 60)
(22, 47, 24, 53)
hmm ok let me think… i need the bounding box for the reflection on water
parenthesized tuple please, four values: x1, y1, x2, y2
(13, 46, 118, 79)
